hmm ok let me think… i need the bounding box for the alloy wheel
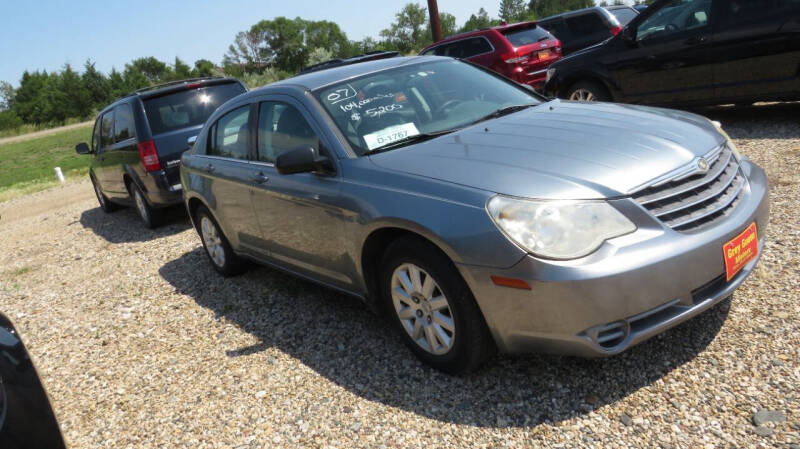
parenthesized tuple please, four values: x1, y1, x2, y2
(94, 182, 105, 208)
(134, 189, 149, 223)
(390, 263, 455, 355)
(569, 88, 596, 102)
(201, 216, 226, 267)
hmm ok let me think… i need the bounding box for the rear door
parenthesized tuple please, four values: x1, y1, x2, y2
(94, 110, 115, 190)
(192, 104, 262, 250)
(613, 0, 714, 104)
(142, 82, 247, 188)
(711, 0, 800, 100)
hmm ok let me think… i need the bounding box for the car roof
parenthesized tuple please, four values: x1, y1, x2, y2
(538, 6, 612, 22)
(127, 77, 241, 100)
(258, 56, 437, 92)
(420, 21, 540, 50)
(604, 4, 637, 11)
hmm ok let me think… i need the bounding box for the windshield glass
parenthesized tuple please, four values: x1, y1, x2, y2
(314, 60, 540, 155)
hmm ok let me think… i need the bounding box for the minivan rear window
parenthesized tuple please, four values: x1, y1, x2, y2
(501, 25, 553, 47)
(608, 7, 638, 25)
(143, 83, 245, 135)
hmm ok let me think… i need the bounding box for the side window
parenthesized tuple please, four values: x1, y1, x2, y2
(113, 104, 135, 142)
(91, 118, 102, 152)
(209, 106, 251, 160)
(460, 37, 493, 58)
(257, 102, 320, 163)
(541, 19, 572, 41)
(636, 0, 712, 41)
(422, 47, 437, 56)
(100, 112, 114, 148)
(565, 13, 608, 36)
(718, 0, 777, 23)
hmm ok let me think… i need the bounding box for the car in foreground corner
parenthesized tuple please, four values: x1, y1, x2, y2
(0, 313, 66, 449)
(180, 55, 768, 373)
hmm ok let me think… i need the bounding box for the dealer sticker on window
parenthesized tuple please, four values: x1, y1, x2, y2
(364, 123, 420, 151)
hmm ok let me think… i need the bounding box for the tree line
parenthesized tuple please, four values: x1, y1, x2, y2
(0, 1, 595, 132)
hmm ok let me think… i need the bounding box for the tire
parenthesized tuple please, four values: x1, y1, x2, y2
(91, 175, 118, 213)
(566, 80, 611, 102)
(130, 182, 162, 229)
(194, 205, 247, 277)
(380, 236, 495, 374)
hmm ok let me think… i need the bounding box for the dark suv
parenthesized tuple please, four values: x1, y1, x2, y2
(419, 22, 562, 90)
(538, 6, 629, 55)
(543, 0, 800, 107)
(76, 77, 247, 227)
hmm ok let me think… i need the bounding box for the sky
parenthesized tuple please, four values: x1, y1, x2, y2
(0, 0, 501, 86)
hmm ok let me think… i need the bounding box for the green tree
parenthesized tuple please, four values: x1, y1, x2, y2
(429, 11, 457, 39)
(14, 71, 50, 123)
(108, 67, 128, 99)
(380, 3, 429, 54)
(55, 63, 91, 121)
(192, 59, 216, 77)
(173, 57, 193, 80)
(459, 8, 497, 33)
(0, 81, 15, 111)
(528, 0, 594, 18)
(82, 60, 110, 110)
(125, 57, 172, 85)
(306, 47, 334, 66)
(499, 0, 527, 22)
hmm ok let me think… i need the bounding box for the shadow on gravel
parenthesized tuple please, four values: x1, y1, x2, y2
(160, 247, 730, 428)
(691, 101, 800, 139)
(79, 206, 191, 244)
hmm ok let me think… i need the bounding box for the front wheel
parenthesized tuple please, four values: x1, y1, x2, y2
(380, 237, 494, 374)
(566, 80, 611, 102)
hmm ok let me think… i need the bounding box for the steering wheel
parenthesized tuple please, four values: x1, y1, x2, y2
(665, 23, 679, 32)
(434, 99, 464, 118)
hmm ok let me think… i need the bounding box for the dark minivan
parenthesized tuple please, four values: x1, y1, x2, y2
(543, 0, 800, 106)
(538, 7, 628, 55)
(76, 77, 247, 227)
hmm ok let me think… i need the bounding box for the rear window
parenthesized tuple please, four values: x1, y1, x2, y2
(607, 7, 638, 25)
(565, 12, 609, 35)
(436, 37, 494, 59)
(143, 83, 245, 135)
(501, 25, 554, 47)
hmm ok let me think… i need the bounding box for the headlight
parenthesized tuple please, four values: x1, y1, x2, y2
(711, 120, 742, 160)
(487, 196, 636, 260)
(545, 68, 556, 83)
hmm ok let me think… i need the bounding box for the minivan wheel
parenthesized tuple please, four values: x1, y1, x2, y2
(566, 80, 610, 102)
(130, 183, 161, 229)
(91, 176, 118, 213)
(380, 237, 494, 374)
(194, 205, 246, 277)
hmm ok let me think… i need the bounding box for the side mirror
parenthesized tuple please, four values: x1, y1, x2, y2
(275, 146, 332, 175)
(620, 28, 637, 47)
(187, 135, 197, 147)
(75, 142, 91, 154)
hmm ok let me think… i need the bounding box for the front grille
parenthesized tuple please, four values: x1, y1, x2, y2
(632, 145, 746, 232)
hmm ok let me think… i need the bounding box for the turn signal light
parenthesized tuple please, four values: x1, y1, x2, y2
(137, 140, 161, 172)
(491, 275, 532, 290)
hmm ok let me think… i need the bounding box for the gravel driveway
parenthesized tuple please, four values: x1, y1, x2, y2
(0, 103, 798, 448)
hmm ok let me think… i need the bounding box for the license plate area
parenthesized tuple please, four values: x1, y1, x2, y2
(723, 222, 758, 281)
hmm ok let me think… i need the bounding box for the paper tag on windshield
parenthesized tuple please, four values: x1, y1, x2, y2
(364, 123, 420, 151)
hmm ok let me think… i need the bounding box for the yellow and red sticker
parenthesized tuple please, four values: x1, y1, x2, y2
(723, 222, 758, 281)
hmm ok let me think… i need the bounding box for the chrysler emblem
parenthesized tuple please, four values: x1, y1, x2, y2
(697, 158, 709, 173)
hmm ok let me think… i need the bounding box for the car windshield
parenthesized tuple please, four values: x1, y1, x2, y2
(314, 60, 541, 155)
(143, 83, 246, 135)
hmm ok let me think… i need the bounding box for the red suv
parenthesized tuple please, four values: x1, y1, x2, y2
(420, 22, 561, 90)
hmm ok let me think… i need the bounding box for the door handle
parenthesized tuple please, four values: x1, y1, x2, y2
(685, 35, 708, 46)
(251, 172, 269, 184)
(204, 163, 215, 173)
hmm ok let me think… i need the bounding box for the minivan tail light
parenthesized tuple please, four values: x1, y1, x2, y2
(137, 140, 161, 172)
(610, 25, 623, 36)
(185, 82, 202, 89)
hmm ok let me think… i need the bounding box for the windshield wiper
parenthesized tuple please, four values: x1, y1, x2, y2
(469, 103, 538, 126)
(367, 128, 459, 154)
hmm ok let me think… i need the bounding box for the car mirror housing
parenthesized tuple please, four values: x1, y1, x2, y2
(620, 28, 637, 46)
(275, 145, 332, 175)
(187, 135, 198, 148)
(75, 142, 91, 154)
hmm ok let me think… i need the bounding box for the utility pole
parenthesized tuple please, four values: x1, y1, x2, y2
(427, 0, 442, 43)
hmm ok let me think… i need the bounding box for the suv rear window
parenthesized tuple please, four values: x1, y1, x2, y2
(565, 12, 609, 35)
(501, 25, 553, 46)
(607, 7, 638, 25)
(143, 83, 245, 135)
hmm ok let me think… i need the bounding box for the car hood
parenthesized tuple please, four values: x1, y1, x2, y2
(369, 100, 724, 199)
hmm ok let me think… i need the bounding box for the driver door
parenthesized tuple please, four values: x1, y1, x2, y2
(614, 0, 715, 105)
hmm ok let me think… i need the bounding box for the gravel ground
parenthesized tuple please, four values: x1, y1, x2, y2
(0, 102, 798, 448)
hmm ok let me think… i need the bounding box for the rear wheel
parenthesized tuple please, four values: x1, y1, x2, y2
(566, 80, 611, 102)
(91, 175, 118, 213)
(130, 182, 162, 229)
(195, 205, 246, 277)
(380, 236, 494, 374)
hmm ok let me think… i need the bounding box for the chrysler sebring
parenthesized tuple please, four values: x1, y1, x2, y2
(180, 56, 768, 373)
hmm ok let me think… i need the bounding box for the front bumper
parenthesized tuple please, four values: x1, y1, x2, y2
(458, 160, 769, 356)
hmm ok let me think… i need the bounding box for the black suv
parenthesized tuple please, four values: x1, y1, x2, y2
(543, 0, 800, 107)
(76, 77, 247, 227)
(538, 6, 629, 55)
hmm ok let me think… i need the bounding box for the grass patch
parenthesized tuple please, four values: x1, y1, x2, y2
(0, 117, 90, 139)
(0, 126, 92, 192)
